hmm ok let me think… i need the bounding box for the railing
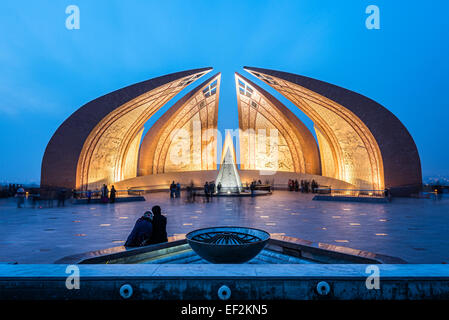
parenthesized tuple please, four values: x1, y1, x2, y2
(316, 188, 386, 198)
(73, 189, 145, 199)
(241, 184, 272, 192)
(126, 189, 145, 196)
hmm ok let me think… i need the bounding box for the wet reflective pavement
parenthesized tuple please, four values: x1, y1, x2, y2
(0, 191, 448, 263)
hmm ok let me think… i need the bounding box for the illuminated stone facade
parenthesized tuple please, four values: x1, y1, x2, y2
(138, 74, 220, 175)
(41, 67, 422, 197)
(41, 68, 212, 190)
(244, 67, 422, 195)
(235, 73, 320, 175)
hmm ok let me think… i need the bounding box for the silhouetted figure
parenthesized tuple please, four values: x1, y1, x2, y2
(57, 188, 66, 207)
(384, 188, 391, 201)
(87, 190, 92, 204)
(191, 181, 196, 202)
(170, 181, 176, 198)
(175, 182, 181, 198)
(217, 182, 222, 194)
(186, 185, 192, 202)
(304, 180, 309, 193)
(15, 186, 25, 208)
(209, 181, 215, 196)
(288, 179, 293, 191)
(125, 211, 153, 247)
(148, 205, 168, 245)
(204, 182, 210, 202)
(186, 181, 194, 203)
(110, 185, 117, 203)
(250, 181, 256, 197)
(311, 180, 318, 193)
(294, 179, 299, 192)
(48, 190, 55, 208)
(101, 184, 109, 203)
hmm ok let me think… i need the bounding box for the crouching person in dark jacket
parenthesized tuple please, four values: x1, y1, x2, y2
(125, 211, 154, 247)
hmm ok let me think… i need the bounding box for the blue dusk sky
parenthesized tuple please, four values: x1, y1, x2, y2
(0, 0, 448, 184)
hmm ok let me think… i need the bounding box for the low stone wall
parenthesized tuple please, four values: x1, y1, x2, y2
(313, 195, 389, 203)
(113, 170, 218, 191)
(0, 264, 448, 300)
(113, 170, 354, 192)
(239, 170, 354, 190)
(74, 196, 145, 204)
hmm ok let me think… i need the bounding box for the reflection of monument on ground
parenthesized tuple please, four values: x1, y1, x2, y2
(215, 131, 242, 194)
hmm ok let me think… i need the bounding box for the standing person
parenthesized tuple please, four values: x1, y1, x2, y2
(15, 185, 26, 208)
(305, 180, 310, 193)
(101, 185, 105, 202)
(110, 185, 117, 203)
(250, 181, 255, 197)
(186, 184, 191, 203)
(204, 182, 210, 203)
(57, 188, 65, 207)
(170, 181, 176, 199)
(191, 181, 196, 202)
(209, 181, 215, 197)
(148, 205, 168, 245)
(125, 211, 153, 247)
(175, 182, 181, 198)
(311, 180, 318, 193)
(62, 189, 67, 206)
(217, 182, 222, 194)
(101, 184, 109, 203)
(87, 190, 92, 204)
(384, 188, 391, 201)
(294, 179, 299, 192)
(48, 189, 55, 208)
(30, 192, 37, 208)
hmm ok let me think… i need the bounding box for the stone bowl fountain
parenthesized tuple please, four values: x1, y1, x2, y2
(186, 226, 270, 264)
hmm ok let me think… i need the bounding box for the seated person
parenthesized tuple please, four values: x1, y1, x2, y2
(124, 211, 153, 247)
(147, 205, 168, 245)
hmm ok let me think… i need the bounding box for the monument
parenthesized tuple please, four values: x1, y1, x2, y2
(41, 67, 422, 197)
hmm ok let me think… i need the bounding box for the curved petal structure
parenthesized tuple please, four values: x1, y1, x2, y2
(244, 66, 422, 195)
(41, 67, 212, 190)
(138, 73, 220, 175)
(235, 72, 321, 175)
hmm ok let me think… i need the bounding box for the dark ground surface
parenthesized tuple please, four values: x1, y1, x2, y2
(0, 191, 448, 263)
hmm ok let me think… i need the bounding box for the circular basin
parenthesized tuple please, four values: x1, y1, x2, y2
(186, 226, 270, 264)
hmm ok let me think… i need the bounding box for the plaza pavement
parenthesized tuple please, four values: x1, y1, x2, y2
(0, 191, 448, 264)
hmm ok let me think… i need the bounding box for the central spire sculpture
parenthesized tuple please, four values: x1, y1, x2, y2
(215, 131, 243, 193)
